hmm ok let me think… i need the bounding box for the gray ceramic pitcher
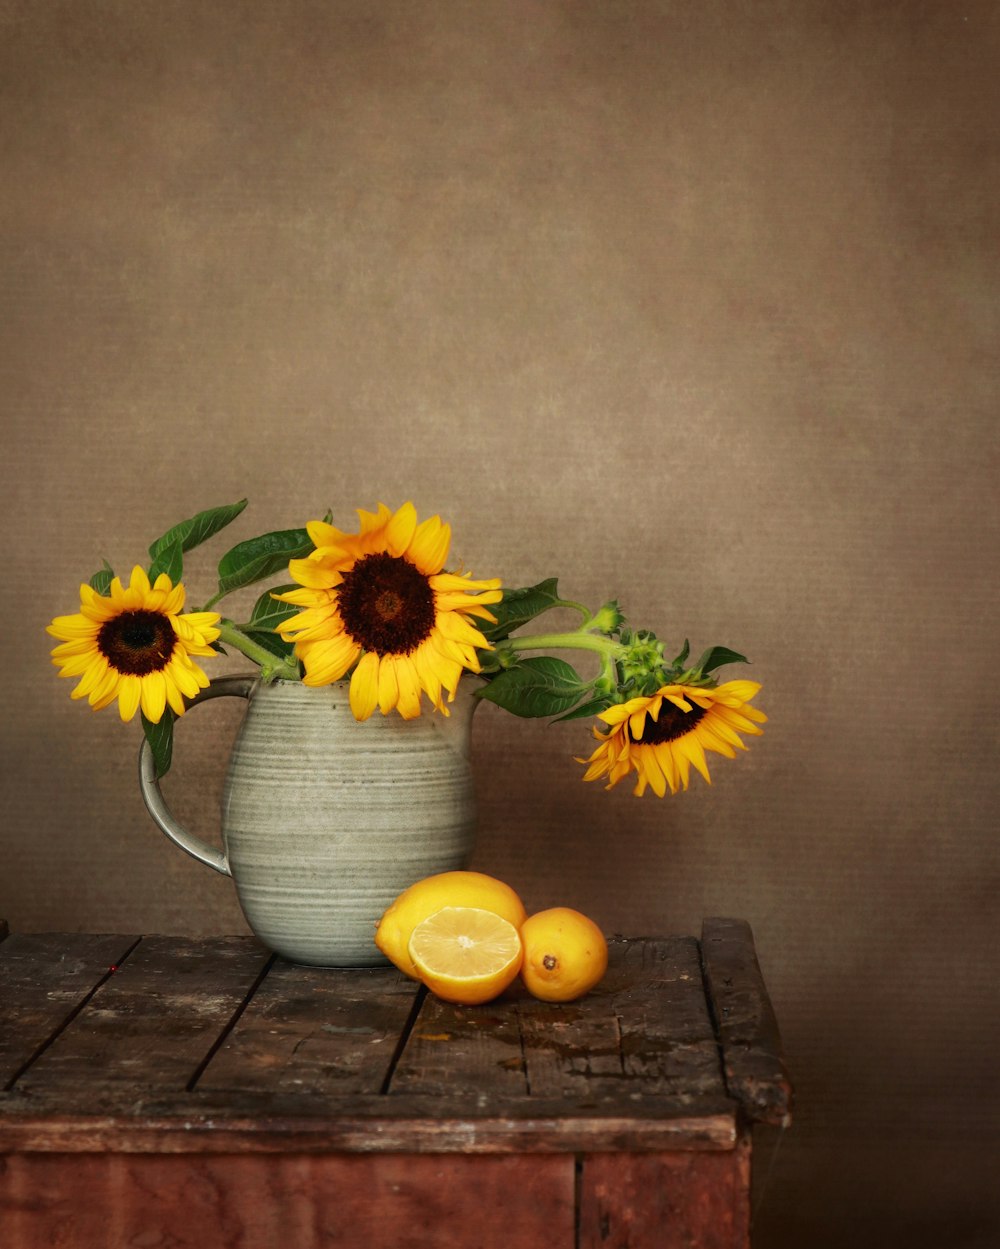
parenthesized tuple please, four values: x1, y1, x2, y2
(138, 675, 478, 966)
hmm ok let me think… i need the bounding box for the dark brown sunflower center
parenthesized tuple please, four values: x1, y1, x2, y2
(631, 701, 708, 745)
(337, 552, 436, 655)
(97, 610, 177, 676)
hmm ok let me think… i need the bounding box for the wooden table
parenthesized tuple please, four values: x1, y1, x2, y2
(0, 917, 791, 1248)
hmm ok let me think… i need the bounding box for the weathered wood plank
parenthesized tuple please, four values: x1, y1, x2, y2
(0, 1091, 737, 1153)
(506, 938, 727, 1102)
(700, 918, 793, 1126)
(610, 937, 728, 1097)
(0, 933, 140, 1089)
(578, 1136, 752, 1249)
(388, 988, 529, 1096)
(197, 960, 419, 1096)
(13, 936, 270, 1096)
(515, 994, 625, 1099)
(0, 1152, 577, 1249)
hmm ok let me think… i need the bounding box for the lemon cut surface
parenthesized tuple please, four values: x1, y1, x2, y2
(408, 906, 523, 1005)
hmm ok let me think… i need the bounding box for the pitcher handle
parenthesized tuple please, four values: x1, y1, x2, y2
(137, 674, 258, 876)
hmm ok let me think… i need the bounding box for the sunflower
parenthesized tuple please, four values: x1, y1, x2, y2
(47, 566, 221, 723)
(579, 680, 766, 797)
(274, 502, 502, 720)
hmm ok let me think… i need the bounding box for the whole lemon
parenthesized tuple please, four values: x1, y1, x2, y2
(375, 871, 528, 978)
(520, 907, 608, 1002)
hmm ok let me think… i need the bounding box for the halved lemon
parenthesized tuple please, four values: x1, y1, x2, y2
(408, 906, 523, 1005)
(375, 871, 528, 979)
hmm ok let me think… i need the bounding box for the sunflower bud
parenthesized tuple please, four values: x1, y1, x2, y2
(589, 599, 625, 635)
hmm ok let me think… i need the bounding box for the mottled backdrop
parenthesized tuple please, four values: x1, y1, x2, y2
(2, 2, 998, 1246)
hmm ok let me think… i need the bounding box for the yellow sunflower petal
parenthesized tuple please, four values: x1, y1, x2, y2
(50, 638, 100, 658)
(349, 651, 380, 720)
(288, 557, 342, 590)
(117, 675, 142, 722)
(78, 586, 118, 621)
(408, 515, 452, 575)
(394, 658, 424, 720)
(47, 614, 99, 640)
(164, 674, 187, 716)
(298, 634, 359, 685)
(273, 586, 331, 608)
(410, 649, 443, 713)
(140, 671, 168, 723)
(654, 743, 681, 794)
(89, 665, 122, 710)
(714, 706, 766, 736)
(54, 652, 100, 678)
(377, 654, 399, 715)
(385, 502, 418, 557)
(68, 656, 108, 695)
(638, 744, 668, 798)
(356, 503, 392, 535)
(713, 680, 763, 704)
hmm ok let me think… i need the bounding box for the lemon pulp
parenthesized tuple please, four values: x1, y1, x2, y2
(408, 906, 523, 1005)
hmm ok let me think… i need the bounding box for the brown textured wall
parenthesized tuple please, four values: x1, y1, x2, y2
(3, 3, 999, 1246)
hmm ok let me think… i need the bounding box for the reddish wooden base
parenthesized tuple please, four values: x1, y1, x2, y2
(1, 925, 789, 1249)
(1, 1143, 751, 1249)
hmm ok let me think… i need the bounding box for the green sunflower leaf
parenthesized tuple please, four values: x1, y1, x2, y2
(479, 579, 563, 643)
(148, 539, 183, 585)
(475, 656, 588, 719)
(88, 559, 115, 595)
(694, 646, 749, 675)
(148, 499, 249, 561)
(246, 584, 300, 633)
(552, 696, 614, 723)
(671, 638, 690, 667)
(216, 529, 315, 597)
(141, 709, 175, 780)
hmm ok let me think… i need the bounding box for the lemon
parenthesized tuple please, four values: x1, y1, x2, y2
(374, 870, 528, 978)
(520, 907, 608, 1002)
(408, 907, 523, 1005)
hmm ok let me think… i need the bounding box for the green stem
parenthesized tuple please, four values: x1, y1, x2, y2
(556, 598, 591, 619)
(201, 589, 229, 612)
(498, 631, 624, 660)
(217, 621, 300, 682)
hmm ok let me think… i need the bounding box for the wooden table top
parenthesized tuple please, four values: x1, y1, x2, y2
(0, 917, 791, 1157)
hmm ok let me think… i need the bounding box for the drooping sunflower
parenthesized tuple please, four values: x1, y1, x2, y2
(274, 502, 502, 720)
(47, 566, 221, 723)
(579, 680, 766, 797)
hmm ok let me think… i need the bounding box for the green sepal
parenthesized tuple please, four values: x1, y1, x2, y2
(475, 656, 589, 719)
(693, 646, 749, 675)
(552, 695, 614, 723)
(148, 539, 183, 586)
(479, 579, 563, 643)
(474, 647, 503, 675)
(148, 499, 248, 561)
(216, 529, 315, 597)
(141, 708, 175, 779)
(671, 638, 690, 668)
(88, 560, 115, 595)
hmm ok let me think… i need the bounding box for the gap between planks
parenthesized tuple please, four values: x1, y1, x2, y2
(186, 953, 278, 1092)
(3, 936, 144, 1093)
